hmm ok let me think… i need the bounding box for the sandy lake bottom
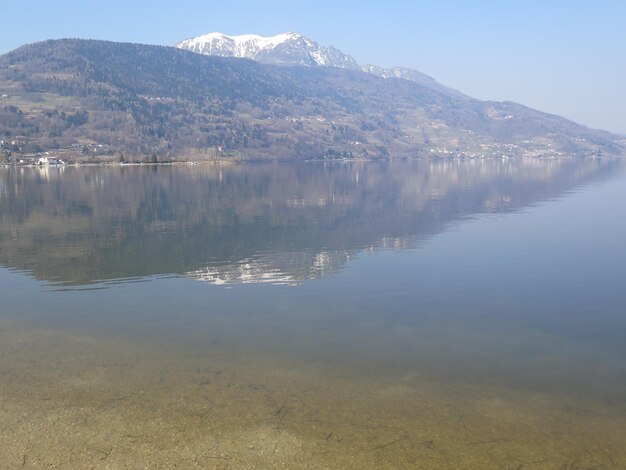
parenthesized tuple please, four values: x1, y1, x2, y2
(1, 318, 625, 469)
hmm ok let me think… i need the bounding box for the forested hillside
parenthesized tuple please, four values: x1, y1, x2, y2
(0, 39, 624, 161)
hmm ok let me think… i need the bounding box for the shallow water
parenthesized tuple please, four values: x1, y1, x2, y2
(1, 159, 626, 468)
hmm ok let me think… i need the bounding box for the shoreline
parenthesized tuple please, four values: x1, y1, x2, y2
(1, 153, 622, 170)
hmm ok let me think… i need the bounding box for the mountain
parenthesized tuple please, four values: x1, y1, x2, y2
(361, 64, 465, 99)
(0, 39, 624, 161)
(176, 32, 461, 97)
(176, 32, 360, 69)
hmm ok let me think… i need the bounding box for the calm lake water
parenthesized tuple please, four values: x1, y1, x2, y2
(1, 158, 626, 468)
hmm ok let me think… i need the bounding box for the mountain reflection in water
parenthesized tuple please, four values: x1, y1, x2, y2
(0, 158, 621, 287)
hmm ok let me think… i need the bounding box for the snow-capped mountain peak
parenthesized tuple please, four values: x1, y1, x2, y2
(176, 31, 464, 98)
(176, 32, 360, 69)
(180, 32, 299, 55)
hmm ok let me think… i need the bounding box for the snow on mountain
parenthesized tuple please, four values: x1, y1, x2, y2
(176, 32, 464, 97)
(176, 32, 360, 69)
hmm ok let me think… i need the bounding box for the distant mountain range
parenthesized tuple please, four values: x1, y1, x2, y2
(176, 32, 360, 70)
(0, 37, 624, 161)
(176, 32, 463, 98)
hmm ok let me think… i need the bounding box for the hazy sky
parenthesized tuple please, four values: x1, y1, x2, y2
(2, 0, 625, 134)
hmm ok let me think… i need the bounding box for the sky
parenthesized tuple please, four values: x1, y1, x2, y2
(1, 0, 625, 134)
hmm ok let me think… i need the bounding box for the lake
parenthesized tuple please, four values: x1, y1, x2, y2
(1, 158, 625, 468)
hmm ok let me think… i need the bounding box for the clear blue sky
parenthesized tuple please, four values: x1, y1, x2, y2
(2, 0, 625, 134)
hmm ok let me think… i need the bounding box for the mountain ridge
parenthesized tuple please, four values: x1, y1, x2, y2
(176, 32, 465, 98)
(0, 38, 623, 161)
(176, 32, 360, 69)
